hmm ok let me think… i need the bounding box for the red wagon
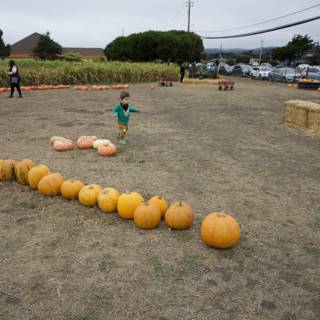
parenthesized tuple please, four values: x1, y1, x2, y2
(159, 77, 173, 87)
(218, 79, 235, 91)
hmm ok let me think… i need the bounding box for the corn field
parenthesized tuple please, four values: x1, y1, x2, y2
(0, 59, 179, 86)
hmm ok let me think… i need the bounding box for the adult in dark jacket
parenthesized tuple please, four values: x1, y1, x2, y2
(8, 60, 22, 98)
(180, 64, 186, 83)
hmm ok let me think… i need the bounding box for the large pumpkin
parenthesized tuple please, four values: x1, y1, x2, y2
(60, 179, 85, 200)
(97, 187, 120, 213)
(164, 201, 193, 229)
(133, 203, 161, 229)
(117, 192, 144, 219)
(78, 184, 102, 206)
(15, 159, 35, 185)
(28, 164, 50, 189)
(37, 173, 64, 196)
(93, 139, 111, 150)
(97, 142, 117, 156)
(0, 159, 16, 181)
(53, 139, 74, 151)
(147, 196, 168, 218)
(200, 212, 241, 249)
(77, 136, 97, 149)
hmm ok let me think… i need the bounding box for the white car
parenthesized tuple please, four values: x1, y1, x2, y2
(250, 66, 272, 80)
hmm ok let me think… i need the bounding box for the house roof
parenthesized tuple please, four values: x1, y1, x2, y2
(10, 33, 104, 57)
(11, 32, 41, 53)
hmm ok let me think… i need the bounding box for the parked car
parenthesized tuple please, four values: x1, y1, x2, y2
(250, 66, 272, 80)
(269, 68, 301, 83)
(231, 64, 252, 77)
(301, 67, 320, 80)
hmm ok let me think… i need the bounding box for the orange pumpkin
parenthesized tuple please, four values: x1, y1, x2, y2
(117, 192, 144, 219)
(50, 136, 66, 144)
(164, 201, 193, 229)
(61, 179, 85, 200)
(200, 212, 241, 249)
(97, 142, 117, 156)
(97, 187, 120, 213)
(38, 173, 64, 196)
(133, 203, 161, 229)
(0, 159, 16, 181)
(78, 184, 102, 206)
(77, 136, 97, 149)
(15, 159, 35, 185)
(28, 164, 50, 189)
(147, 196, 168, 218)
(53, 139, 74, 151)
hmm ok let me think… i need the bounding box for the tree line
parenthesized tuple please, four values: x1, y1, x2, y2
(1, 29, 319, 65)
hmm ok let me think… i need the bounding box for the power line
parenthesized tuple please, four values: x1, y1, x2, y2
(164, 3, 186, 29)
(202, 15, 320, 39)
(197, 3, 320, 33)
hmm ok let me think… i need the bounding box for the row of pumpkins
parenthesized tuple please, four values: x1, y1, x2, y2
(75, 84, 129, 91)
(0, 158, 241, 249)
(51, 136, 117, 156)
(0, 84, 129, 94)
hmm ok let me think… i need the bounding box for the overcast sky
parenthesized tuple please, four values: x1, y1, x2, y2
(1, 0, 320, 49)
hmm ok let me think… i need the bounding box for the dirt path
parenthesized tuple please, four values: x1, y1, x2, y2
(1, 79, 320, 320)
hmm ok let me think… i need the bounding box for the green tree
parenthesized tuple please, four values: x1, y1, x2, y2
(104, 30, 204, 63)
(0, 29, 11, 59)
(272, 34, 314, 65)
(32, 32, 62, 60)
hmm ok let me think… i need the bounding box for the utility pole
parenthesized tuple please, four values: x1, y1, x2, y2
(121, 28, 124, 37)
(259, 40, 264, 65)
(186, 0, 194, 32)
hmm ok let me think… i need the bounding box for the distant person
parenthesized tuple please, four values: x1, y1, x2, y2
(112, 91, 140, 145)
(7, 60, 22, 98)
(180, 63, 186, 83)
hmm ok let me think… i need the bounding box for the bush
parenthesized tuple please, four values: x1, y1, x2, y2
(64, 52, 82, 62)
(93, 55, 107, 63)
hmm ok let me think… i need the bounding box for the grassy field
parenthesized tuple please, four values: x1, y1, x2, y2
(1, 78, 320, 320)
(0, 59, 179, 86)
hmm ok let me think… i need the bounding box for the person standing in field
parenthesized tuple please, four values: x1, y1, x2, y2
(112, 91, 140, 145)
(7, 60, 22, 98)
(180, 63, 186, 83)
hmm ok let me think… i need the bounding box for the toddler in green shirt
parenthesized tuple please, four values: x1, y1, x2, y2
(112, 91, 140, 144)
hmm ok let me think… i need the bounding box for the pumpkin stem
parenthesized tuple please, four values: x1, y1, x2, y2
(218, 211, 226, 218)
(178, 201, 183, 207)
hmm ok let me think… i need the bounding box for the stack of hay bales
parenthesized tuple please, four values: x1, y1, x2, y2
(183, 78, 222, 85)
(283, 100, 320, 133)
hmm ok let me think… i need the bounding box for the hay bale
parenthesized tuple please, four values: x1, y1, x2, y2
(283, 100, 309, 128)
(183, 78, 221, 85)
(283, 100, 320, 132)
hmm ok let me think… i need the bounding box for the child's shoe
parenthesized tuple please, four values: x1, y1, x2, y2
(119, 139, 127, 145)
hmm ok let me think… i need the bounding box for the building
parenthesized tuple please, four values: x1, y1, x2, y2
(10, 33, 104, 59)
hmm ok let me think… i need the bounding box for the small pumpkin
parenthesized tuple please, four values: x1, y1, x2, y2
(78, 184, 102, 206)
(164, 201, 193, 229)
(200, 212, 241, 249)
(60, 179, 85, 200)
(37, 173, 64, 196)
(0, 159, 16, 181)
(133, 203, 161, 229)
(97, 142, 117, 156)
(15, 159, 35, 185)
(93, 139, 111, 150)
(147, 196, 168, 218)
(53, 139, 74, 151)
(97, 187, 120, 213)
(77, 136, 97, 149)
(28, 164, 50, 189)
(50, 136, 67, 144)
(117, 192, 144, 219)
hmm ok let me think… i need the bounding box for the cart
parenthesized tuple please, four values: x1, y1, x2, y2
(159, 77, 173, 87)
(218, 79, 235, 91)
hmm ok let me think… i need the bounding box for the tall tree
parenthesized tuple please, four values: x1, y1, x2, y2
(0, 29, 11, 59)
(105, 30, 204, 63)
(272, 34, 314, 65)
(32, 32, 62, 60)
